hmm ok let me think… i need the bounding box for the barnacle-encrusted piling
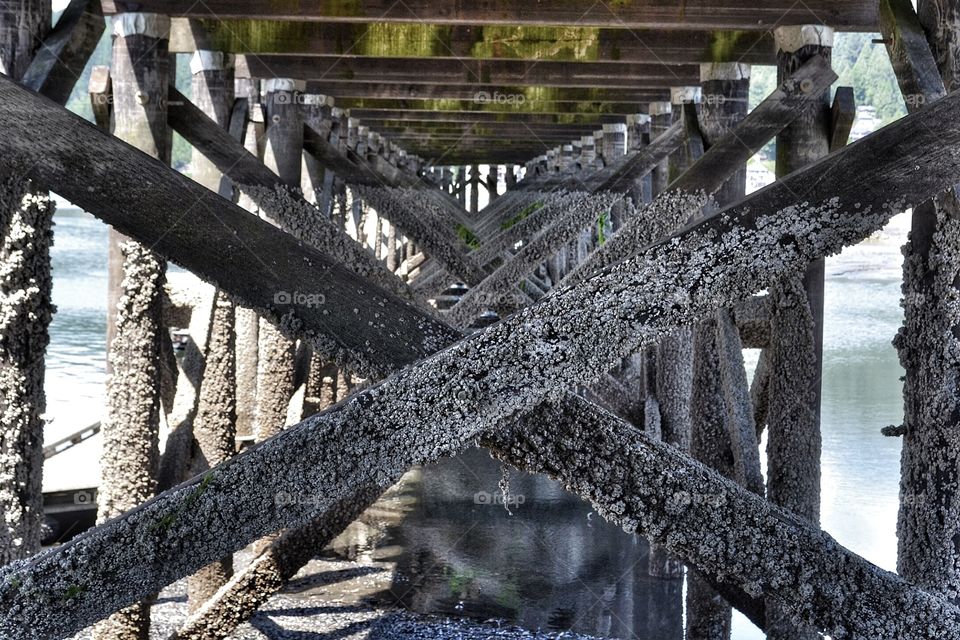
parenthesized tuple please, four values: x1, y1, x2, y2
(0, 0, 52, 566)
(94, 14, 171, 639)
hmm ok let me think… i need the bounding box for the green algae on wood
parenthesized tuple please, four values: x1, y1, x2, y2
(470, 25, 601, 61)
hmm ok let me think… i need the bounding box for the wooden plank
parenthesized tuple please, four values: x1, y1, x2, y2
(237, 55, 698, 88)
(100, 0, 878, 31)
(19, 0, 105, 105)
(168, 18, 777, 64)
(0, 74, 459, 377)
(830, 86, 856, 152)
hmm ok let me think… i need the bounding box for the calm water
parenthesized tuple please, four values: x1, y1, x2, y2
(44, 208, 909, 639)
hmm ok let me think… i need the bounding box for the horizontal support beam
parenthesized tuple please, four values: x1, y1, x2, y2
(345, 109, 628, 125)
(238, 55, 699, 88)
(102, 1, 877, 31)
(168, 19, 778, 64)
(307, 80, 668, 103)
(358, 121, 601, 134)
(333, 97, 653, 115)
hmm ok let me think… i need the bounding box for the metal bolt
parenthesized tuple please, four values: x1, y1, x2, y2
(135, 91, 150, 105)
(800, 78, 814, 94)
(271, 114, 281, 124)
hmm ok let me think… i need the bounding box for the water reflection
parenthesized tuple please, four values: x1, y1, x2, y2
(328, 448, 684, 639)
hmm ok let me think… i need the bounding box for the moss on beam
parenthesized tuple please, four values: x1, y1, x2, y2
(175, 19, 771, 64)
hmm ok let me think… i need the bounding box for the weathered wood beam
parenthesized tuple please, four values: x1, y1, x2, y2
(413, 151, 551, 164)
(347, 109, 627, 125)
(371, 124, 600, 138)
(880, 0, 947, 109)
(306, 81, 668, 103)
(100, 0, 878, 31)
(326, 96, 655, 115)
(830, 86, 856, 152)
(238, 55, 697, 88)
(0, 74, 460, 378)
(301, 121, 389, 186)
(3, 74, 959, 640)
(19, 0, 104, 105)
(167, 88, 286, 195)
(167, 19, 777, 64)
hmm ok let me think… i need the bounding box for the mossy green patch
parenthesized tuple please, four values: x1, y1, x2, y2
(199, 19, 314, 54)
(358, 23, 451, 57)
(457, 224, 481, 250)
(63, 584, 84, 601)
(710, 31, 750, 62)
(150, 471, 216, 534)
(501, 201, 543, 229)
(597, 211, 610, 245)
(470, 26, 601, 62)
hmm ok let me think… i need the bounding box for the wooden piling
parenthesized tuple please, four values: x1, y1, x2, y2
(254, 78, 303, 443)
(765, 24, 833, 640)
(184, 48, 237, 613)
(95, 12, 171, 640)
(0, 0, 52, 567)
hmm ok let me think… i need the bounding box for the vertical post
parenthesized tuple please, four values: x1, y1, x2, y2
(301, 94, 333, 206)
(601, 123, 627, 228)
(487, 164, 499, 201)
(685, 61, 752, 640)
(255, 78, 303, 442)
(601, 122, 627, 162)
(470, 164, 480, 214)
(185, 48, 237, 612)
(95, 13, 170, 639)
(0, 0, 52, 566)
(648, 102, 672, 196)
(765, 24, 832, 640)
(233, 77, 262, 445)
(896, 0, 960, 605)
(456, 166, 466, 208)
(645, 91, 698, 636)
(670, 86, 703, 180)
